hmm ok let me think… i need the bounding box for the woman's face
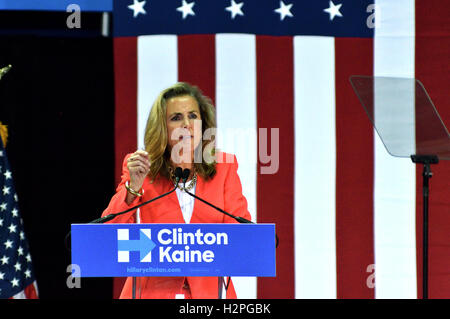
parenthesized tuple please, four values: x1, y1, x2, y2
(166, 95, 202, 162)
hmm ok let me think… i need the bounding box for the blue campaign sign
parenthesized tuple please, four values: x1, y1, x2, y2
(0, 0, 112, 12)
(71, 223, 276, 277)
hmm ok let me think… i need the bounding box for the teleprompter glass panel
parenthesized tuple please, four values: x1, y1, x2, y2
(350, 76, 450, 160)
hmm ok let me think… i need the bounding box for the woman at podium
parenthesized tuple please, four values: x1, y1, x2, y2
(101, 82, 252, 299)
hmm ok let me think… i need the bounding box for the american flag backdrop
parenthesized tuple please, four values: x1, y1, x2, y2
(112, 0, 450, 298)
(0, 137, 38, 299)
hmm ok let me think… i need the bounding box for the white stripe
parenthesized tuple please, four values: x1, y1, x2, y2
(215, 34, 257, 299)
(137, 35, 178, 149)
(136, 35, 175, 257)
(11, 281, 38, 299)
(374, 0, 417, 299)
(12, 290, 26, 299)
(33, 281, 39, 297)
(294, 36, 337, 299)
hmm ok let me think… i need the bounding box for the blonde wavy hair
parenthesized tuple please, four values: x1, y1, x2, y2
(144, 82, 217, 182)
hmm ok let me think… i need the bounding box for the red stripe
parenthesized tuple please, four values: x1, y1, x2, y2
(178, 35, 216, 105)
(335, 38, 375, 299)
(415, 0, 450, 299)
(113, 36, 138, 299)
(24, 282, 38, 299)
(256, 36, 295, 299)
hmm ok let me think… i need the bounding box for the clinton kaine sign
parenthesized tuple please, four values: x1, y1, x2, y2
(71, 224, 276, 277)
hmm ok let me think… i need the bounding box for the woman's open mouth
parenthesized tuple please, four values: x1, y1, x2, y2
(179, 135, 193, 141)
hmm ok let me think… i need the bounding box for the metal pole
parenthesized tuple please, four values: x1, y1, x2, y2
(422, 163, 431, 299)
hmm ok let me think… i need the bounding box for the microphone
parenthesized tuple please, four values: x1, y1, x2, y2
(181, 168, 190, 184)
(89, 167, 183, 224)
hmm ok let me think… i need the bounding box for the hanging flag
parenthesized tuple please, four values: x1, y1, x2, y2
(112, 0, 450, 299)
(0, 130, 38, 299)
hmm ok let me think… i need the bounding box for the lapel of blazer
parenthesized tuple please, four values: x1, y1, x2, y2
(151, 177, 185, 223)
(190, 174, 222, 223)
(152, 174, 212, 223)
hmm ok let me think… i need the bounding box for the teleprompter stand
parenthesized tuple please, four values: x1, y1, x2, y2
(350, 76, 450, 299)
(411, 154, 438, 299)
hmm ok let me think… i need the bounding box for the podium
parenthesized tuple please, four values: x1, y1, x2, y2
(71, 223, 276, 298)
(350, 76, 450, 299)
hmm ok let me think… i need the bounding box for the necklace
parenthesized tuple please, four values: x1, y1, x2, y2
(169, 167, 197, 191)
(179, 173, 197, 191)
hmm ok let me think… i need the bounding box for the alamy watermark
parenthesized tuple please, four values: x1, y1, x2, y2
(366, 4, 380, 29)
(169, 123, 280, 175)
(66, 4, 81, 29)
(366, 263, 375, 289)
(66, 264, 81, 289)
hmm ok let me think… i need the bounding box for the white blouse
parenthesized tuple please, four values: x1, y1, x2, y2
(135, 179, 196, 224)
(175, 179, 196, 224)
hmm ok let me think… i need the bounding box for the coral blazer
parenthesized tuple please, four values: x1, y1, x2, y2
(101, 152, 252, 299)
